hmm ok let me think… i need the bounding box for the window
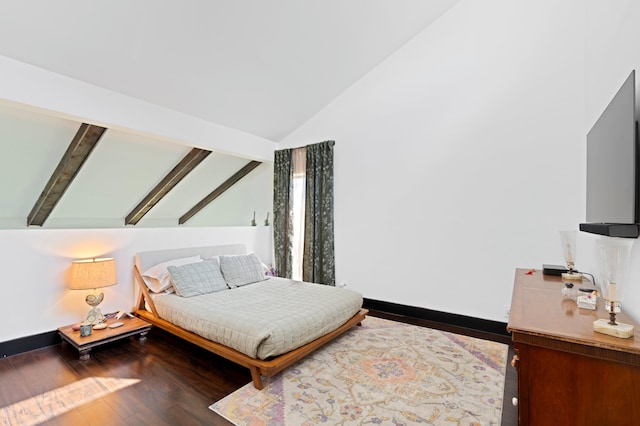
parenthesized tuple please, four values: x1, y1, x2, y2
(290, 147, 306, 280)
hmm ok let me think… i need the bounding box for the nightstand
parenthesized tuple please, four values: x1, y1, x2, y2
(58, 316, 152, 360)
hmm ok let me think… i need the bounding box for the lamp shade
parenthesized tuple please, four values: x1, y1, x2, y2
(69, 258, 117, 290)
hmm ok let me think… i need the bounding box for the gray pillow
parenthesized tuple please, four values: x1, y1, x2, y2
(220, 253, 266, 288)
(167, 259, 228, 297)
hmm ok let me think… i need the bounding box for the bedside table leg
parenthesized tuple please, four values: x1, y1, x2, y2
(79, 349, 91, 361)
(139, 331, 148, 342)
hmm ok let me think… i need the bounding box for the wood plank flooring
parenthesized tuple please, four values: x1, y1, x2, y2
(0, 314, 517, 425)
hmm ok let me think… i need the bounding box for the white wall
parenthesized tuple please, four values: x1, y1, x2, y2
(282, 0, 587, 321)
(0, 226, 272, 343)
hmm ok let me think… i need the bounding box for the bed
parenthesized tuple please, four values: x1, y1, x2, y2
(132, 244, 367, 389)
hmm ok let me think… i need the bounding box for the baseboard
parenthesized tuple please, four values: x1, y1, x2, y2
(0, 331, 61, 358)
(363, 298, 511, 342)
(2, 301, 511, 357)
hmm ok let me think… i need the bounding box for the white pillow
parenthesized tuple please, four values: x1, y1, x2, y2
(142, 255, 202, 293)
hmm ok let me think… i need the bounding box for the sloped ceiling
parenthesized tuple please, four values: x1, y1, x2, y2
(0, 103, 273, 228)
(0, 0, 460, 229)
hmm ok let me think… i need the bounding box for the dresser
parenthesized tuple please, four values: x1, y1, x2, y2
(507, 268, 640, 425)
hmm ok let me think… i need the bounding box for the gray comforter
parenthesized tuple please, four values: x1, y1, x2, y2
(152, 277, 363, 359)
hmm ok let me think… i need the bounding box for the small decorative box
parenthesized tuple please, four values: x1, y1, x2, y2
(577, 291, 597, 310)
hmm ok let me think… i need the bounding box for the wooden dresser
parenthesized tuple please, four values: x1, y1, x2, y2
(507, 268, 640, 425)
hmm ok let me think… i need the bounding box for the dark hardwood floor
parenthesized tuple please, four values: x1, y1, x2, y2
(0, 313, 517, 425)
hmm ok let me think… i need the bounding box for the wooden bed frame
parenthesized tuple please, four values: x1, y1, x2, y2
(132, 264, 367, 390)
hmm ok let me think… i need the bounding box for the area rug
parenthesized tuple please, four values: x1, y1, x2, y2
(210, 316, 508, 425)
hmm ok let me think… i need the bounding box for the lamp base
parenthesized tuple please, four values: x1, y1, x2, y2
(84, 290, 106, 325)
(85, 307, 105, 325)
(561, 271, 582, 280)
(593, 319, 634, 338)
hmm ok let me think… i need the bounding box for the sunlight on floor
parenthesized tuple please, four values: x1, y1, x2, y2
(0, 376, 140, 426)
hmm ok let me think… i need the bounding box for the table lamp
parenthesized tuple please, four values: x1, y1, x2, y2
(69, 258, 117, 325)
(593, 238, 634, 338)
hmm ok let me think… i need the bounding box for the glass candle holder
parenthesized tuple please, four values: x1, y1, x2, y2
(593, 237, 635, 338)
(559, 230, 581, 280)
(559, 230, 577, 272)
(598, 237, 633, 317)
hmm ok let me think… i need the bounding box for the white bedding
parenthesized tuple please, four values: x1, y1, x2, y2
(152, 276, 363, 359)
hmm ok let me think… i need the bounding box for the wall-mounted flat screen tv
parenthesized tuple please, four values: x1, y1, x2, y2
(580, 70, 639, 238)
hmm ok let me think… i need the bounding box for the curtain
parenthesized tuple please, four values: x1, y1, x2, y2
(272, 149, 293, 278)
(303, 140, 335, 285)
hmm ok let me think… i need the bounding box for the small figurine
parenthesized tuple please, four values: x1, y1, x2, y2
(265, 264, 277, 277)
(561, 282, 579, 300)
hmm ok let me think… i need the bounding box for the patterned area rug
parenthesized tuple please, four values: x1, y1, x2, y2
(210, 316, 508, 425)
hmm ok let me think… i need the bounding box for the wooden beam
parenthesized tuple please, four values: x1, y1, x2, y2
(125, 148, 211, 225)
(179, 160, 262, 225)
(27, 123, 107, 227)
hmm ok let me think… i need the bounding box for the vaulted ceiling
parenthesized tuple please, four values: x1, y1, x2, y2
(0, 0, 461, 229)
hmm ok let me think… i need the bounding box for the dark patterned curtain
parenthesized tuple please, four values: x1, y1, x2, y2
(303, 141, 335, 285)
(273, 148, 293, 279)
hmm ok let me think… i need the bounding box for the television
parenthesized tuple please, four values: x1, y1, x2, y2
(580, 70, 640, 238)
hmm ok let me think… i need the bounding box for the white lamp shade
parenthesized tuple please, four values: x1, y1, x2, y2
(69, 258, 117, 290)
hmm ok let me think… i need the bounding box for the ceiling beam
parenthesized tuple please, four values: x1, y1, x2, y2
(27, 123, 107, 227)
(125, 148, 212, 225)
(179, 160, 262, 225)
